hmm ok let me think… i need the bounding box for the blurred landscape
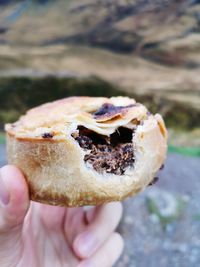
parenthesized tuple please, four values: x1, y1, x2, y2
(0, 1, 200, 266)
(0, 0, 200, 148)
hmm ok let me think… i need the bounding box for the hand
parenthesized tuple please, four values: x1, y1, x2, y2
(0, 165, 124, 267)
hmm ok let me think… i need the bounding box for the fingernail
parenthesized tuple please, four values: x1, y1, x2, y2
(0, 169, 10, 205)
(77, 232, 98, 257)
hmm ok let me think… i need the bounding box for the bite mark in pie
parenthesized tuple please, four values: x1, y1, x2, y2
(5, 96, 167, 207)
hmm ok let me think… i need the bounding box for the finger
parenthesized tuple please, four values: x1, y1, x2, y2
(39, 204, 66, 231)
(0, 165, 30, 231)
(73, 202, 123, 259)
(78, 232, 124, 267)
(84, 206, 96, 224)
(0, 165, 30, 260)
(64, 207, 86, 244)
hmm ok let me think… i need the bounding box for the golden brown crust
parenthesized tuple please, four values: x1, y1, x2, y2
(5, 96, 167, 207)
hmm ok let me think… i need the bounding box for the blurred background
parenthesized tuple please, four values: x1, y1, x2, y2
(0, 0, 200, 266)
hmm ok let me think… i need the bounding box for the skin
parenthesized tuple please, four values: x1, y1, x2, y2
(0, 165, 124, 267)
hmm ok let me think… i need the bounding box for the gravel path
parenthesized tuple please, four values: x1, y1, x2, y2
(117, 153, 200, 267)
(0, 145, 200, 267)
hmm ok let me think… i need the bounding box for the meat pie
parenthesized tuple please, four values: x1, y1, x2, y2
(5, 96, 167, 207)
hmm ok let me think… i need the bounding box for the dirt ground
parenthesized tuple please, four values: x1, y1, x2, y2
(0, 144, 200, 267)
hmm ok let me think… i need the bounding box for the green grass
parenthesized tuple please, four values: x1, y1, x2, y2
(168, 145, 200, 157)
(0, 132, 5, 144)
(146, 195, 185, 229)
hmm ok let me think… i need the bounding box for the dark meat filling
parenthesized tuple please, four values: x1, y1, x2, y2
(72, 126, 135, 175)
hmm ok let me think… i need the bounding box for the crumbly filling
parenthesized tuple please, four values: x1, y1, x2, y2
(72, 126, 135, 175)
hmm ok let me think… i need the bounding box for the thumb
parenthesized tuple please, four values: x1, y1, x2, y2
(0, 165, 30, 257)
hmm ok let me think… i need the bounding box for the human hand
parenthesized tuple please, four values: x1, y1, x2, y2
(0, 165, 124, 267)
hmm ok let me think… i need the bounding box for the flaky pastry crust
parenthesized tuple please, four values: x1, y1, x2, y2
(5, 96, 167, 207)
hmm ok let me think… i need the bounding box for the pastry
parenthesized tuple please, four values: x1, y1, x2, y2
(5, 96, 167, 206)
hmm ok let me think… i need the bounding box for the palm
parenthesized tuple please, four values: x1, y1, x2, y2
(18, 203, 91, 267)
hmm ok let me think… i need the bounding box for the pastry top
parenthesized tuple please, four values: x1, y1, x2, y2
(6, 96, 167, 140)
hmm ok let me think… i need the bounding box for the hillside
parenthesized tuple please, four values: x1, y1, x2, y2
(0, 0, 200, 140)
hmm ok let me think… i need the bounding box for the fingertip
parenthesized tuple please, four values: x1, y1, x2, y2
(0, 165, 30, 220)
(1, 165, 25, 183)
(99, 202, 123, 225)
(73, 202, 123, 260)
(77, 232, 124, 267)
(73, 231, 97, 260)
(1, 165, 29, 200)
(73, 236, 84, 259)
(73, 235, 89, 260)
(1, 164, 24, 177)
(113, 232, 124, 254)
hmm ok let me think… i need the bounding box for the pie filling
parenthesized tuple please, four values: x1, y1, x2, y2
(72, 126, 135, 175)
